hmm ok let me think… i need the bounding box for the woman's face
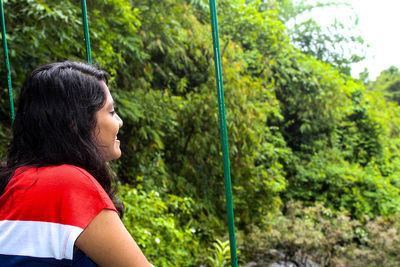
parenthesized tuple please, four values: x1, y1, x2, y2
(93, 82, 123, 161)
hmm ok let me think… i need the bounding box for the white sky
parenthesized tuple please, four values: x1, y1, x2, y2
(300, 0, 400, 80)
(348, 0, 400, 80)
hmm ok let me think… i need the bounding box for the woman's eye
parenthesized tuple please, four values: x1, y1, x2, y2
(110, 110, 116, 115)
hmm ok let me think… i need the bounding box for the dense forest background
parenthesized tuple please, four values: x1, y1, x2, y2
(2, 0, 400, 266)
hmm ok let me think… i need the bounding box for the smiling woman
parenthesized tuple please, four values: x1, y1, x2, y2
(93, 81, 123, 162)
(0, 61, 152, 267)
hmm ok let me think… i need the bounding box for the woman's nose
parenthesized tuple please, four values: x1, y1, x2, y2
(117, 114, 123, 128)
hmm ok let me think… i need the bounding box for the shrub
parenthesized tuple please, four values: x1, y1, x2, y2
(119, 184, 199, 266)
(240, 201, 400, 267)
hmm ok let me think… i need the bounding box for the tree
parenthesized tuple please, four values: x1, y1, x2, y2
(270, 0, 366, 74)
(368, 66, 400, 104)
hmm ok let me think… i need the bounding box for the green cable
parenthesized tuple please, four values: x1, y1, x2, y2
(0, 0, 14, 123)
(80, 0, 92, 64)
(208, 0, 238, 266)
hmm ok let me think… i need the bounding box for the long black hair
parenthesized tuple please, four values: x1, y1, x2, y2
(0, 61, 123, 215)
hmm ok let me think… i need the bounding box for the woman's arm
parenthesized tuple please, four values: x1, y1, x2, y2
(75, 209, 152, 267)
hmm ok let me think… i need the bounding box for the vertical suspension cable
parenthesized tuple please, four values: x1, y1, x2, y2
(208, 0, 238, 266)
(0, 0, 14, 123)
(80, 0, 92, 64)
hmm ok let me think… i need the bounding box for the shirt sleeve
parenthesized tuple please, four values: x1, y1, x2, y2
(51, 165, 119, 261)
(55, 165, 118, 230)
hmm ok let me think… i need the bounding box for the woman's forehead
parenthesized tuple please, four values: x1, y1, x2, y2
(100, 81, 114, 106)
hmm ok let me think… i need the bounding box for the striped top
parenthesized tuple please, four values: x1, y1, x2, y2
(0, 165, 117, 266)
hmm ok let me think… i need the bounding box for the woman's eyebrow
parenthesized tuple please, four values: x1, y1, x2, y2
(107, 101, 114, 109)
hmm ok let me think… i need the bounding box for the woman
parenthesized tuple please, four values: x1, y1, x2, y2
(0, 61, 152, 266)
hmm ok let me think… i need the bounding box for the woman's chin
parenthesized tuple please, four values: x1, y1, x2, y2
(103, 148, 122, 162)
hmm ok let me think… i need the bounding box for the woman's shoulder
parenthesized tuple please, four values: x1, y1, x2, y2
(38, 165, 108, 197)
(14, 164, 91, 178)
(39, 164, 92, 177)
(9, 164, 103, 197)
(37, 164, 97, 186)
(5, 165, 85, 193)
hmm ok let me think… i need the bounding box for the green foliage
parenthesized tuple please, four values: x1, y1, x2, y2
(207, 239, 231, 267)
(273, 52, 348, 153)
(120, 184, 199, 266)
(0, 123, 10, 159)
(241, 202, 400, 266)
(290, 150, 400, 218)
(340, 89, 383, 165)
(367, 66, 400, 104)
